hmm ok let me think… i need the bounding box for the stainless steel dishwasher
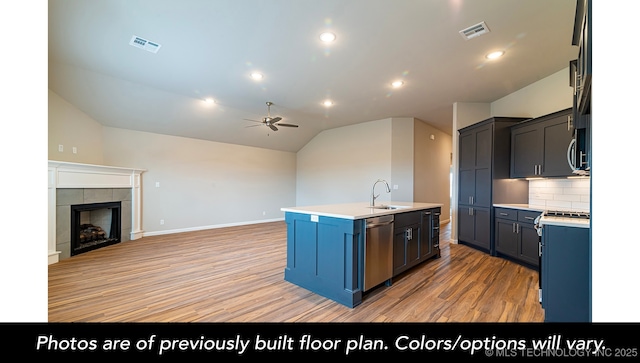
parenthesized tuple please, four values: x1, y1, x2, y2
(364, 214, 394, 292)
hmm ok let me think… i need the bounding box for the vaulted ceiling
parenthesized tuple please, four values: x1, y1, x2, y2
(49, 0, 578, 152)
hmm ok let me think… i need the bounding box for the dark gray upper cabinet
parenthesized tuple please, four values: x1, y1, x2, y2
(572, 0, 591, 116)
(457, 117, 529, 254)
(510, 108, 574, 178)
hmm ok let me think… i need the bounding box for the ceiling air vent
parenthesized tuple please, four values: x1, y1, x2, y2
(129, 35, 161, 53)
(459, 21, 490, 40)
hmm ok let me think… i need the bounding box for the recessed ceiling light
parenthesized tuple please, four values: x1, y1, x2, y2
(322, 100, 334, 107)
(486, 50, 505, 59)
(319, 32, 336, 42)
(250, 72, 263, 80)
(391, 80, 404, 88)
(204, 98, 215, 104)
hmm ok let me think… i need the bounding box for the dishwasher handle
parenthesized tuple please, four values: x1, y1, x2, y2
(366, 220, 394, 228)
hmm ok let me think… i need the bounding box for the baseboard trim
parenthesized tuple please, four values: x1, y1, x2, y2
(141, 218, 285, 237)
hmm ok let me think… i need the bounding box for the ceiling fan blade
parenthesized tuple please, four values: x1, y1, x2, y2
(268, 124, 278, 131)
(270, 117, 282, 124)
(243, 118, 263, 123)
(245, 124, 262, 128)
(277, 123, 299, 128)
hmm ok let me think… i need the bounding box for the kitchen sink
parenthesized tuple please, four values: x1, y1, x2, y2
(368, 205, 410, 210)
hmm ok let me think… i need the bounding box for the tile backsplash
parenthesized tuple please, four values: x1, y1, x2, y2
(528, 178, 590, 212)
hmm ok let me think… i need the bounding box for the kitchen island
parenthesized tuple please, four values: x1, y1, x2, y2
(281, 202, 443, 308)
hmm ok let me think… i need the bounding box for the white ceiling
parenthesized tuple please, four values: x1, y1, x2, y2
(48, 0, 578, 152)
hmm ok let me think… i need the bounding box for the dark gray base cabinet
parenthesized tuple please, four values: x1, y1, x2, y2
(494, 207, 540, 268)
(393, 208, 441, 276)
(541, 224, 590, 322)
(458, 206, 490, 252)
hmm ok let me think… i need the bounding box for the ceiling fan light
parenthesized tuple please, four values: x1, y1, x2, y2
(391, 80, 404, 88)
(322, 100, 333, 107)
(250, 72, 263, 80)
(204, 98, 215, 104)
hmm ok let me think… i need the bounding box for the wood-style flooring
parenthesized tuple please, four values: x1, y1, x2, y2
(48, 221, 544, 322)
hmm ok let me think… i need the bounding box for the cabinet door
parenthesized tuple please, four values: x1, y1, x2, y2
(474, 125, 493, 169)
(474, 168, 491, 207)
(518, 224, 540, 267)
(393, 228, 408, 275)
(459, 130, 476, 170)
(457, 207, 475, 244)
(406, 225, 420, 268)
(420, 211, 433, 259)
(541, 116, 573, 177)
(459, 207, 490, 251)
(458, 169, 475, 206)
(495, 219, 518, 258)
(511, 124, 541, 178)
(474, 208, 491, 251)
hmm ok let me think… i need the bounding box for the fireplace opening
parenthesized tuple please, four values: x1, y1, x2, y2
(70, 201, 121, 256)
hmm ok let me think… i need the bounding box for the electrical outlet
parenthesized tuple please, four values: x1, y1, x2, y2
(58, 145, 63, 152)
(155, 182, 160, 188)
(72, 147, 77, 154)
(262, 211, 266, 216)
(160, 219, 164, 225)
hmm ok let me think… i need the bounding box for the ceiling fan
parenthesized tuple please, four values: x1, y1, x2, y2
(244, 102, 299, 131)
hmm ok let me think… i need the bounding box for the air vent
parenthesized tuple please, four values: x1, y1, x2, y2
(129, 35, 161, 53)
(459, 21, 490, 40)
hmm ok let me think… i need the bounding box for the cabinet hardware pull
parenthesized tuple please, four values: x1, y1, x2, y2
(525, 216, 534, 220)
(512, 223, 516, 233)
(579, 151, 587, 167)
(499, 212, 508, 216)
(567, 115, 573, 131)
(539, 242, 542, 257)
(434, 213, 440, 216)
(516, 223, 520, 233)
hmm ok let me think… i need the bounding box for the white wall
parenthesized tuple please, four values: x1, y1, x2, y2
(49, 89, 297, 235)
(296, 119, 393, 206)
(48, 89, 105, 164)
(491, 67, 573, 119)
(391, 118, 415, 202)
(414, 119, 452, 222)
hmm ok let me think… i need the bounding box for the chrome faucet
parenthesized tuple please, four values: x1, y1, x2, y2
(370, 179, 391, 207)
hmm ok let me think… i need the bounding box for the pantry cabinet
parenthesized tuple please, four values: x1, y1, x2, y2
(457, 117, 529, 254)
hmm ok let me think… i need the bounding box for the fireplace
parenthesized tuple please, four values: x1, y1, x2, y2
(49, 161, 145, 264)
(70, 201, 122, 256)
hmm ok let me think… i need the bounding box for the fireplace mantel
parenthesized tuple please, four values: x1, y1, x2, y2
(48, 161, 146, 264)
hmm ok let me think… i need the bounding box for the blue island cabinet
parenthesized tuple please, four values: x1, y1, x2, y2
(283, 212, 365, 308)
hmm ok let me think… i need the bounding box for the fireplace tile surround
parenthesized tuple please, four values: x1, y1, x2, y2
(48, 161, 145, 264)
(57, 188, 131, 259)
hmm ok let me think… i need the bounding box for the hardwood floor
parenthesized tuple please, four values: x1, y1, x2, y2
(48, 221, 544, 322)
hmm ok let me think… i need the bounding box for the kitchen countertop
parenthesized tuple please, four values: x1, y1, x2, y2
(493, 203, 546, 212)
(281, 202, 443, 220)
(539, 216, 590, 229)
(493, 204, 590, 228)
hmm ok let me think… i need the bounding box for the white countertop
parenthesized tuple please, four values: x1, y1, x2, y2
(281, 202, 443, 220)
(493, 203, 546, 212)
(539, 215, 590, 229)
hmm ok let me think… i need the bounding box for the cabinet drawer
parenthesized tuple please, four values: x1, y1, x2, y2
(394, 211, 421, 227)
(494, 207, 517, 221)
(518, 210, 541, 225)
